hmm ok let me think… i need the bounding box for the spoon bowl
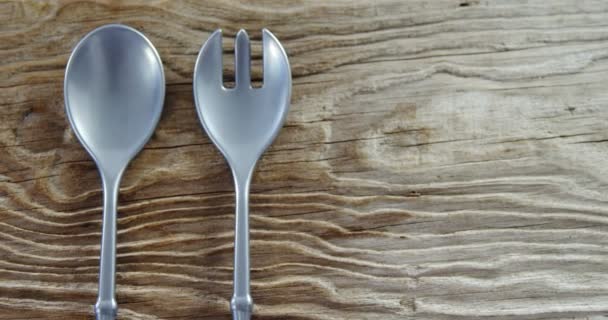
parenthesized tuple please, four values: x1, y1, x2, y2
(65, 24, 165, 174)
(64, 24, 165, 320)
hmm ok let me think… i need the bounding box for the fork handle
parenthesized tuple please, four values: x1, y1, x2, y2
(231, 296, 252, 320)
(232, 171, 253, 319)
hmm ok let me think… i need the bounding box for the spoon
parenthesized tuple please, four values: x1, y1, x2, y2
(64, 24, 165, 320)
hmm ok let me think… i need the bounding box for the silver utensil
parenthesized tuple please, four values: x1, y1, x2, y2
(193, 29, 291, 320)
(64, 24, 165, 320)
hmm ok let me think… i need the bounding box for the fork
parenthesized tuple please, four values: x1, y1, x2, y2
(193, 29, 291, 320)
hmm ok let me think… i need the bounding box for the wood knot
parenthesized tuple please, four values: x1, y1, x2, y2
(459, 0, 479, 7)
(407, 191, 421, 197)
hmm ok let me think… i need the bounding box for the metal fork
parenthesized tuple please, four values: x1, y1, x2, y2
(193, 29, 291, 320)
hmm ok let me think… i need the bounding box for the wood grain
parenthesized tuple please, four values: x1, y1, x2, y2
(1, 0, 608, 318)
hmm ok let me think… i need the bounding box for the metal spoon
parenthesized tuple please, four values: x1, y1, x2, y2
(64, 24, 165, 320)
(193, 29, 291, 320)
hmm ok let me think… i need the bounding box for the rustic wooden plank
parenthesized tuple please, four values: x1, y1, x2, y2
(1, 0, 608, 319)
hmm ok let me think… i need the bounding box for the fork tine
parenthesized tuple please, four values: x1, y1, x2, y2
(235, 29, 251, 88)
(262, 29, 291, 91)
(194, 29, 223, 88)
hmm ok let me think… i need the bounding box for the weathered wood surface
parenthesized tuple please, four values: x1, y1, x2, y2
(1, 0, 608, 319)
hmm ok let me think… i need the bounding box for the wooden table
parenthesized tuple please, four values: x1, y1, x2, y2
(1, 0, 608, 319)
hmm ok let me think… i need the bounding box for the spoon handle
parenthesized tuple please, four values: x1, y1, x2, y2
(94, 174, 120, 320)
(231, 172, 253, 320)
